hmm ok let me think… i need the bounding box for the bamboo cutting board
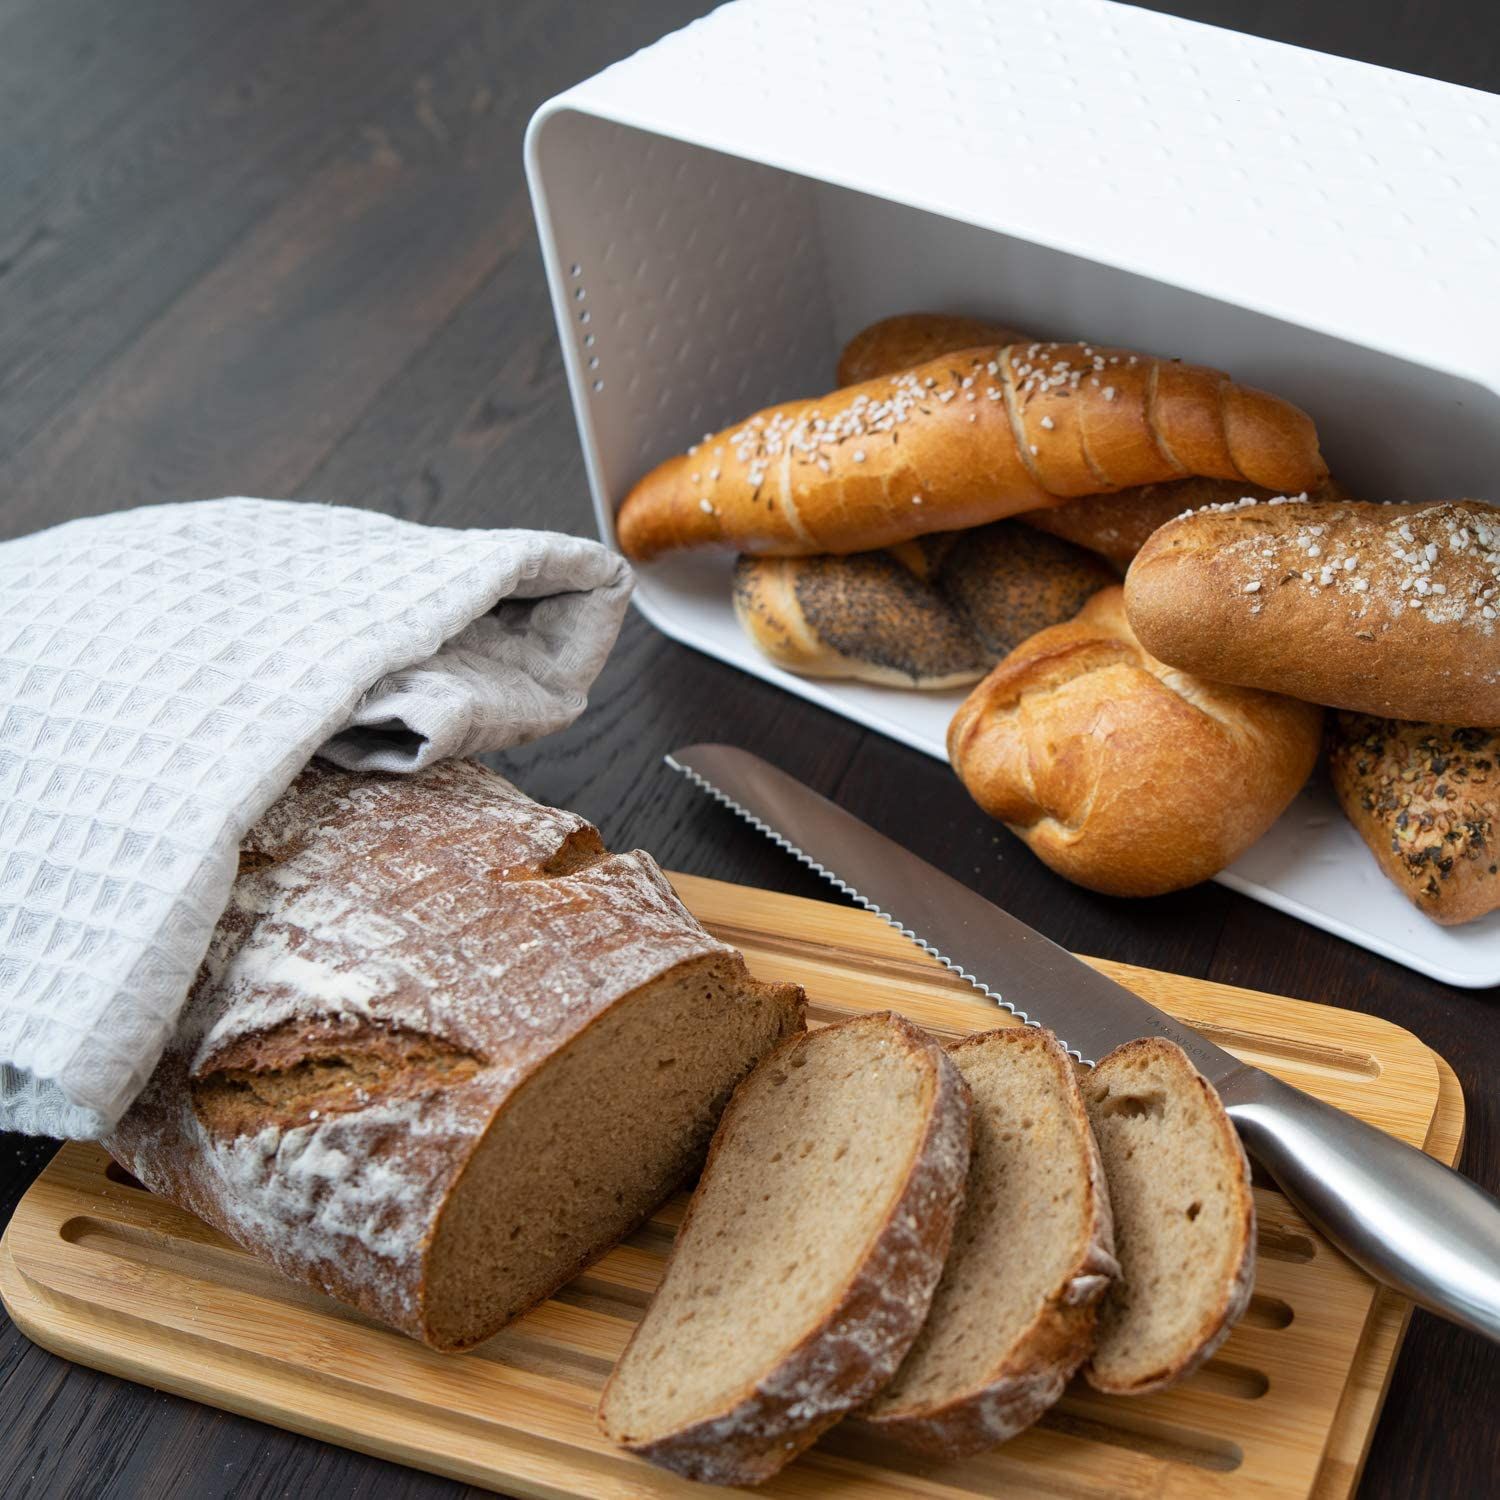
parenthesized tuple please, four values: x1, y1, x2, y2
(0, 874, 1463, 1500)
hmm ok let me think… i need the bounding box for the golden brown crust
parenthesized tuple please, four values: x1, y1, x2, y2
(1124, 498, 1500, 724)
(599, 1012, 973, 1486)
(731, 551, 987, 689)
(615, 344, 1327, 562)
(937, 522, 1118, 659)
(858, 1027, 1116, 1459)
(947, 588, 1323, 896)
(1328, 715, 1500, 925)
(1082, 1039, 1256, 1396)
(836, 312, 1031, 386)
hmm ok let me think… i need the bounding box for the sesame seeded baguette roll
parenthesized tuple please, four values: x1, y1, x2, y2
(615, 344, 1327, 563)
(1125, 499, 1500, 724)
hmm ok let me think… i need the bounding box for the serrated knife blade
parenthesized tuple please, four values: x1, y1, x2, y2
(666, 741, 1242, 1084)
(666, 742, 1500, 1345)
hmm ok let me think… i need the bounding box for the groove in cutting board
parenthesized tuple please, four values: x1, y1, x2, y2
(0, 873, 1461, 1500)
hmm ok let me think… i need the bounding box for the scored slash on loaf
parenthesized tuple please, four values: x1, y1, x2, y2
(615, 342, 1327, 561)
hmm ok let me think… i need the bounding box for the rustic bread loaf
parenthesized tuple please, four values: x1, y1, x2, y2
(947, 587, 1323, 896)
(731, 550, 988, 689)
(616, 343, 1327, 562)
(1125, 498, 1500, 724)
(597, 1011, 972, 1486)
(1329, 715, 1500, 925)
(1082, 1039, 1255, 1395)
(858, 1026, 1116, 1458)
(836, 312, 1032, 386)
(104, 760, 804, 1352)
(936, 522, 1119, 658)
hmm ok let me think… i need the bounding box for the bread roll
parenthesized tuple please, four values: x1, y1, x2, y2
(105, 761, 805, 1351)
(616, 344, 1327, 561)
(1329, 715, 1500, 925)
(947, 588, 1323, 896)
(1125, 498, 1500, 724)
(732, 551, 988, 689)
(937, 522, 1119, 658)
(836, 312, 1031, 386)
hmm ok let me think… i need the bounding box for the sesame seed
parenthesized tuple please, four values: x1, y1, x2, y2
(699, 498, 714, 514)
(912, 494, 924, 506)
(1353, 579, 1369, 592)
(1243, 580, 1262, 593)
(1102, 386, 1116, 401)
(1029, 444, 1039, 455)
(1040, 416, 1055, 430)
(853, 450, 866, 463)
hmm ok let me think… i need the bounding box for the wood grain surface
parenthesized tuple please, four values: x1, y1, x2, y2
(0, 876, 1463, 1500)
(1, 1, 1498, 1497)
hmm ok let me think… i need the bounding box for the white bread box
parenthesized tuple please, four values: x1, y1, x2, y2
(525, 0, 1500, 985)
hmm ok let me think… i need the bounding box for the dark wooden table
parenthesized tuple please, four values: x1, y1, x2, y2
(2, 1, 1497, 1495)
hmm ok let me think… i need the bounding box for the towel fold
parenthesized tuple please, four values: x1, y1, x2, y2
(0, 498, 633, 1138)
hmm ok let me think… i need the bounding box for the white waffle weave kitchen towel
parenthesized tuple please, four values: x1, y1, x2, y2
(0, 498, 633, 1139)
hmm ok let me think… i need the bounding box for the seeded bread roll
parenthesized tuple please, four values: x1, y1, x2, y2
(1083, 1039, 1255, 1396)
(948, 588, 1323, 896)
(1125, 498, 1500, 724)
(598, 1012, 973, 1486)
(732, 551, 988, 689)
(105, 760, 805, 1351)
(859, 1026, 1116, 1458)
(937, 522, 1119, 658)
(616, 343, 1327, 562)
(1329, 715, 1500, 925)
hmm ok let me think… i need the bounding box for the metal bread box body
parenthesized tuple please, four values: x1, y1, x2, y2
(525, 0, 1500, 982)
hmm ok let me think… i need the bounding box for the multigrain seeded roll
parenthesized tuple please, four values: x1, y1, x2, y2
(732, 551, 989, 689)
(1328, 715, 1500, 925)
(936, 522, 1118, 658)
(1125, 498, 1500, 724)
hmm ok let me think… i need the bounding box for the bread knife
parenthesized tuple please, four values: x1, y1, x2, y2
(667, 742, 1500, 1345)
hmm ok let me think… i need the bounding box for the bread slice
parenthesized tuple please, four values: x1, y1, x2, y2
(1082, 1038, 1255, 1394)
(859, 1026, 1116, 1457)
(597, 1011, 973, 1486)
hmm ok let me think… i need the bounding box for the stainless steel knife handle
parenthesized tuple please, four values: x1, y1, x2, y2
(1220, 1067, 1500, 1341)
